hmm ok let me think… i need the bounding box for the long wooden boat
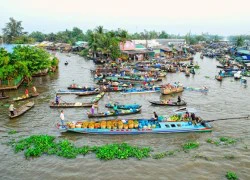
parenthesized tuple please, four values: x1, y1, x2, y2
(56, 89, 97, 95)
(75, 91, 100, 96)
(88, 108, 141, 118)
(90, 92, 105, 103)
(50, 102, 93, 108)
(121, 87, 161, 95)
(161, 86, 184, 95)
(12, 93, 39, 102)
(149, 100, 187, 106)
(67, 84, 97, 90)
(9, 101, 34, 118)
(58, 120, 212, 134)
(105, 76, 160, 83)
(0, 96, 9, 100)
(105, 103, 142, 110)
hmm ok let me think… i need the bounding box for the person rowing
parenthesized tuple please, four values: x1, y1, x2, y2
(177, 96, 181, 103)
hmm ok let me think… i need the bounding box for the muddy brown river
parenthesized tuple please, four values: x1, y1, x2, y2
(0, 53, 249, 180)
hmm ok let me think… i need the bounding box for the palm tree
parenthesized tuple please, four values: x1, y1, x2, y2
(88, 32, 99, 58)
(236, 36, 244, 47)
(95, 26, 105, 34)
(2, 17, 24, 43)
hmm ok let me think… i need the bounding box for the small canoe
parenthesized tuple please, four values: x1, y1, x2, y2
(9, 101, 34, 118)
(58, 120, 212, 134)
(0, 96, 9, 100)
(12, 94, 39, 102)
(50, 102, 92, 108)
(88, 108, 141, 118)
(105, 103, 142, 110)
(149, 100, 187, 106)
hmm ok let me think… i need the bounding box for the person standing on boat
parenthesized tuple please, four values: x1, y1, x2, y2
(25, 89, 29, 98)
(177, 96, 181, 103)
(0, 90, 5, 97)
(9, 104, 15, 116)
(60, 110, 65, 126)
(32, 86, 37, 94)
(91, 104, 95, 115)
(113, 104, 118, 114)
(153, 112, 158, 120)
(55, 95, 60, 105)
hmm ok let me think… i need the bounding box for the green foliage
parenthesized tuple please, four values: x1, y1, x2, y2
(182, 141, 199, 150)
(12, 36, 35, 44)
(206, 137, 237, 146)
(226, 171, 238, 180)
(224, 154, 235, 160)
(93, 143, 151, 160)
(11, 135, 150, 160)
(0, 45, 52, 80)
(8, 130, 18, 135)
(50, 57, 59, 67)
(29, 31, 46, 42)
(2, 17, 24, 43)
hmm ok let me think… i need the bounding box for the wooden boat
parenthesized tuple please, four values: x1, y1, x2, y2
(121, 87, 161, 95)
(58, 120, 212, 134)
(149, 100, 187, 106)
(90, 92, 105, 103)
(9, 101, 34, 118)
(88, 108, 141, 118)
(75, 91, 100, 96)
(0, 96, 9, 100)
(50, 102, 92, 108)
(105, 103, 142, 110)
(161, 86, 184, 95)
(184, 87, 208, 92)
(215, 75, 223, 81)
(12, 93, 39, 102)
(57, 89, 97, 95)
(67, 84, 97, 90)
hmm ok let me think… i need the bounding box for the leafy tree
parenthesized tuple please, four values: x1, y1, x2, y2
(2, 17, 24, 43)
(235, 36, 244, 47)
(29, 31, 46, 42)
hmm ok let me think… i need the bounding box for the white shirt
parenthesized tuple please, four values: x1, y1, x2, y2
(9, 104, 14, 111)
(60, 113, 64, 120)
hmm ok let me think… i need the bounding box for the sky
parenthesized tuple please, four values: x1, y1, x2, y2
(0, 0, 250, 36)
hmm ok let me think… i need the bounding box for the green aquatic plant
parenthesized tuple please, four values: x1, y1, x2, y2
(8, 130, 18, 135)
(220, 137, 237, 144)
(206, 137, 237, 146)
(193, 154, 212, 161)
(182, 141, 199, 151)
(93, 143, 151, 160)
(224, 154, 235, 160)
(225, 171, 238, 180)
(10, 135, 150, 160)
(152, 150, 176, 159)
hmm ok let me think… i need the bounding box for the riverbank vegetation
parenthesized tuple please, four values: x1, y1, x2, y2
(0, 46, 58, 83)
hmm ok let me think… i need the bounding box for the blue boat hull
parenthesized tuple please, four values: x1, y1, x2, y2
(59, 121, 212, 135)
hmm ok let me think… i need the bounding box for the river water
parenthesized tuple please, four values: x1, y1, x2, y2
(0, 53, 249, 180)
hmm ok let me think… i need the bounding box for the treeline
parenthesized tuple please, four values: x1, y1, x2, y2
(1, 17, 249, 47)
